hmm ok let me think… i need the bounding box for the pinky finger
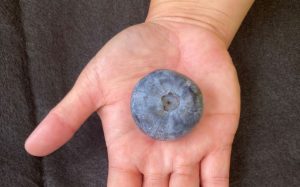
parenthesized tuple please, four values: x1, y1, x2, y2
(200, 146, 232, 187)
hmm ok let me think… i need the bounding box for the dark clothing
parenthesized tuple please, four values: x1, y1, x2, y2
(0, 0, 299, 186)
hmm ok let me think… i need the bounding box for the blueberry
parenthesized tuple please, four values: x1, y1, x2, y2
(130, 69, 203, 140)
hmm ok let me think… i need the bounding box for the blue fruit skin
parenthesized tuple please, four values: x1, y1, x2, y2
(130, 69, 203, 140)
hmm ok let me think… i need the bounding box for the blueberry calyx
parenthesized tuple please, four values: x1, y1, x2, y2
(161, 92, 180, 112)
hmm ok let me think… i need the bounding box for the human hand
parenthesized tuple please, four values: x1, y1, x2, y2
(25, 0, 255, 185)
(25, 20, 240, 186)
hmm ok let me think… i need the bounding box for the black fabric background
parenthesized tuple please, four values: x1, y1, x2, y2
(0, 0, 299, 186)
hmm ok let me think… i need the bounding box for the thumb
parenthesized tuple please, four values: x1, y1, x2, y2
(25, 63, 104, 156)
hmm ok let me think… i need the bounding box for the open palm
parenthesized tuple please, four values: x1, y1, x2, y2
(25, 20, 240, 187)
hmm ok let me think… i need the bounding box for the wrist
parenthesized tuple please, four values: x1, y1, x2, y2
(146, 0, 254, 47)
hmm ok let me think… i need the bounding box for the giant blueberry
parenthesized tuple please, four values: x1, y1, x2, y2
(130, 69, 203, 140)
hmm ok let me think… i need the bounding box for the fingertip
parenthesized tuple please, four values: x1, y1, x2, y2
(24, 112, 75, 157)
(24, 138, 33, 156)
(24, 135, 46, 157)
(24, 129, 53, 157)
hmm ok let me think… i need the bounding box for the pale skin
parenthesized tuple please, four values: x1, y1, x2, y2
(25, 0, 254, 186)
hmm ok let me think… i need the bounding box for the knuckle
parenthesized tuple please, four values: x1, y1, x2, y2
(173, 164, 194, 177)
(202, 176, 229, 186)
(109, 165, 137, 175)
(143, 172, 169, 183)
(49, 110, 77, 134)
